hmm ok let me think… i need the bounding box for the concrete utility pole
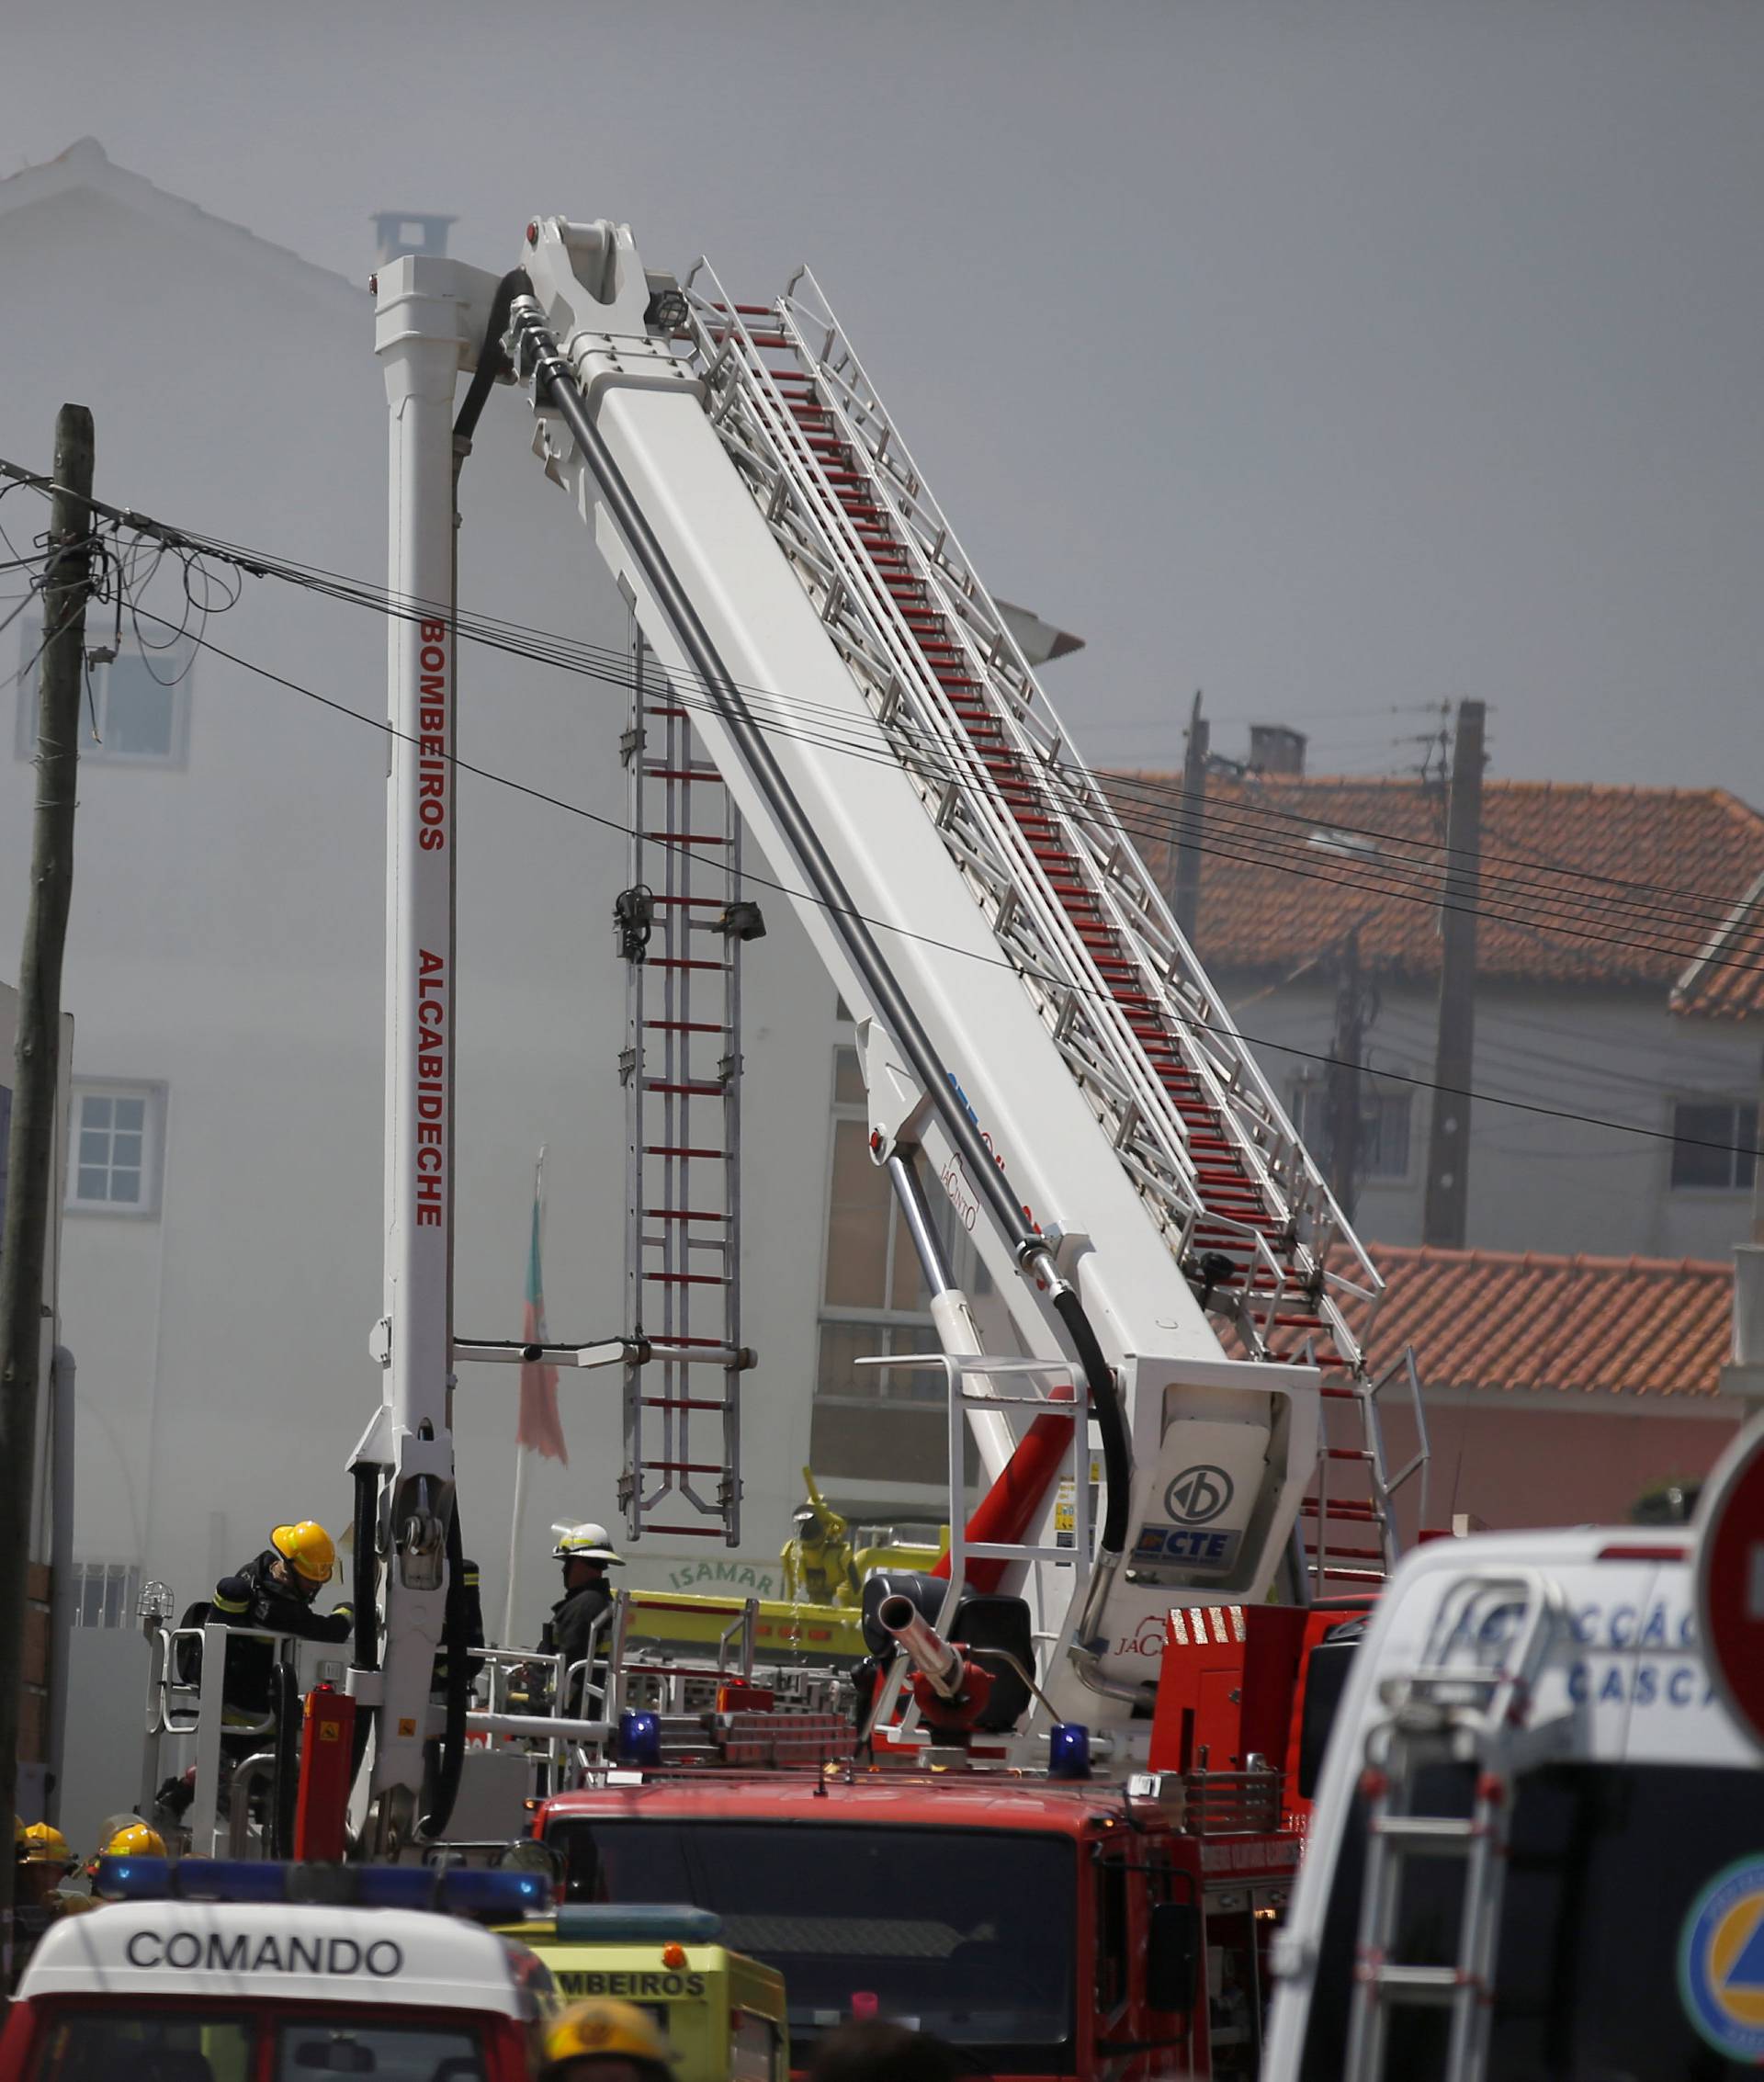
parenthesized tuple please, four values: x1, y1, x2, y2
(1422, 698, 1486, 1248)
(1325, 925, 1365, 1220)
(0, 406, 94, 1975)
(1170, 690, 1207, 942)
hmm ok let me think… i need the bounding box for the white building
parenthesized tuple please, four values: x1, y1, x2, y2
(1130, 760, 1764, 1257)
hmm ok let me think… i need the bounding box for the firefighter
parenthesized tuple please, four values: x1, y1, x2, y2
(540, 1524, 624, 1711)
(83, 1821, 166, 1897)
(780, 1469, 861, 1606)
(13, 1822, 80, 1984)
(806, 2022, 960, 2082)
(158, 1522, 354, 1816)
(537, 2000, 676, 2082)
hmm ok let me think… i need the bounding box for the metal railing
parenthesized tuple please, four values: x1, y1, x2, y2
(676, 268, 1384, 1375)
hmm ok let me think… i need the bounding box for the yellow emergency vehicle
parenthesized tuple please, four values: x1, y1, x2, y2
(504, 1903, 787, 2082)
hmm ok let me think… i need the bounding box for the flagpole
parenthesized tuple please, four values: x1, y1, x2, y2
(501, 1147, 547, 1647)
(501, 1442, 528, 1647)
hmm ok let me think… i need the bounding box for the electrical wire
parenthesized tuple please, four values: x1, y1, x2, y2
(8, 459, 1764, 994)
(0, 454, 1757, 945)
(119, 596, 1764, 1167)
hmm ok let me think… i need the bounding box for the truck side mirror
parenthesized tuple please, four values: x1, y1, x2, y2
(1297, 1620, 1368, 1800)
(1146, 1899, 1200, 2011)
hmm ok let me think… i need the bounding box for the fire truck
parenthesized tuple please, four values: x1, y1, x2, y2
(342, 207, 1428, 1837)
(143, 204, 1436, 2075)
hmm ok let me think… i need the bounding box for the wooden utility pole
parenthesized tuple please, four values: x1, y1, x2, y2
(1422, 698, 1486, 1247)
(1170, 690, 1208, 941)
(0, 406, 94, 1977)
(1325, 926, 1365, 1219)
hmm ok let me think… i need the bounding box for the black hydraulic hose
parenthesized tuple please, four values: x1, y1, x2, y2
(269, 1661, 300, 1860)
(1052, 1288, 1131, 1555)
(510, 296, 1134, 1538)
(347, 1463, 379, 1793)
(418, 1501, 469, 1843)
(453, 269, 531, 446)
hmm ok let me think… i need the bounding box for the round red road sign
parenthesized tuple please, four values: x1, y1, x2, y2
(1694, 1414, 1764, 1755)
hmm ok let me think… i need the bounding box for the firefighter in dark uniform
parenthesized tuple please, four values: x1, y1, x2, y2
(541, 1523, 624, 1712)
(207, 1521, 354, 1785)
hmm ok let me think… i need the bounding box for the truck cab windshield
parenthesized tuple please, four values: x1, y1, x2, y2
(549, 1819, 1077, 2065)
(1299, 1760, 1764, 2081)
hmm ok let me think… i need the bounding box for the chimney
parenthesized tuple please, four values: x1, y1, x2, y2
(1249, 724, 1306, 776)
(371, 212, 458, 266)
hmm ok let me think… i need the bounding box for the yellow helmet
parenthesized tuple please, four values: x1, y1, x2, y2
(101, 1822, 165, 1860)
(20, 1823, 74, 1867)
(543, 2001, 676, 2073)
(272, 1522, 337, 1584)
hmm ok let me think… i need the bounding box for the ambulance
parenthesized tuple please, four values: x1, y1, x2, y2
(503, 1904, 787, 2082)
(1261, 1525, 1764, 2080)
(0, 1860, 555, 2082)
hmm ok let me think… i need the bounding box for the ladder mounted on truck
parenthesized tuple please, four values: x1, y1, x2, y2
(618, 628, 756, 1546)
(667, 264, 1426, 1591)
(1342, 1569, 1569, 2082)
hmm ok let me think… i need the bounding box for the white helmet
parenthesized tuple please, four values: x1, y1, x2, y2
(552, 1522, 625, 1567)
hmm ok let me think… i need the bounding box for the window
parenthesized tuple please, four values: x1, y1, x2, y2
(1669, 1098, 1758, 1192)
(67, 1082, 165, 1215)
(1290, 1078, 1412, 1183)
(548, 1816, 1078, 2070)
(15, 626, 191, 767)
(72, 1560, 140, 1629)
(816, 1044, 992, 1406)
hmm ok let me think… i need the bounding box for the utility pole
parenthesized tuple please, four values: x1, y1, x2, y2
(1170, 690, 1207, 942)
(1325, 925, 1365, 1219)
(0, 406, 94, 1976)
(1422, 698, 1486, 1248)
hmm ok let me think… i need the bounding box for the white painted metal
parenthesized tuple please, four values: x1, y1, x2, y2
(365, 255, 486, 1846)
(513, 219, 1331, 1689)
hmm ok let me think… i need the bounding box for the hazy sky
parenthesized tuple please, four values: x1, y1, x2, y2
(7, 0, 1761, 793)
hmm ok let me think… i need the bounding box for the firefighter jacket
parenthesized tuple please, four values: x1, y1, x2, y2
(540, 1575, 613, 1712)
(208, 1550, 354, 1717)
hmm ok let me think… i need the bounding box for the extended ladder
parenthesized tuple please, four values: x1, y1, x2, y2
(672, 266, 1419, 1587)
(1343, 1570, 1567, 2082)
(619, 627, 753, 1545)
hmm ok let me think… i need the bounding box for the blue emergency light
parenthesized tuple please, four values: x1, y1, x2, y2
(556, 1904, 724, 1944)
(1048, 1722, 1092, 1780)
(96, 1857, 547, 1918)
(616, 1708, 663, 1768)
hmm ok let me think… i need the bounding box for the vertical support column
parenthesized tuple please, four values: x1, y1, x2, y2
(370, 257, 464, 1840)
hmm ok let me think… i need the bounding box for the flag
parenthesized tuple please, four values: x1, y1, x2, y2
(517, 1150, 569, 1465)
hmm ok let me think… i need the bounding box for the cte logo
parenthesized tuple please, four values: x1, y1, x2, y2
(1164, 1465, 1234, 1526)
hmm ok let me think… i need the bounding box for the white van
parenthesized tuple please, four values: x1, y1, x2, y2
(1261, 1525, 1764, 2080)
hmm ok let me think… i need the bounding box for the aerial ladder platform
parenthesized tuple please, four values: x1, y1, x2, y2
(349, 219, 1426, 1846)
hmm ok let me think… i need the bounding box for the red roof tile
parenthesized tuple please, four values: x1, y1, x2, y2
(1344, 1243, 1734, 1397)
(1106, 772, 1764, 1010)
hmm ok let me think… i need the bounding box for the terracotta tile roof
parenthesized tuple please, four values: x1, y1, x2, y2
(1341, 1243, 1734, 1397)
(1105, 772, 1764, 1010)
(1668, 870, 1764, 1022)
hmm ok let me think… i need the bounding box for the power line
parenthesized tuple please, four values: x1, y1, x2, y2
(123, 596, 1764, 1169)
(9, 458, 1764, 983)
(2, 453, 1758, 938)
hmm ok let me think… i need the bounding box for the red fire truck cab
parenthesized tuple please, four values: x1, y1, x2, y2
(535, 1597, 1366, 2081)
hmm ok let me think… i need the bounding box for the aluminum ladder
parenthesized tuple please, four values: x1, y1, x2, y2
(672, 266, 1420, 1589)
(618, 625, 753, 1545)
(1343, 1570, 1567, 2082)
